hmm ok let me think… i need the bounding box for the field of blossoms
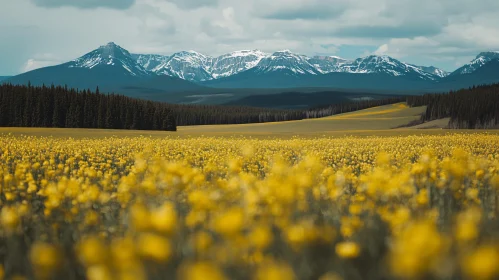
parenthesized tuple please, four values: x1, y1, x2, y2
(1, 133, 499, 280)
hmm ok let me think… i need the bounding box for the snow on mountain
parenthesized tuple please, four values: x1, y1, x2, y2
(416, 66, 449, 78)
(308, 56, 351, 74)
(68, 42, 150, 76)
(63, 43, 472, 83)
(150, 51, 213, 82)
(252, 50, 321, 75)
(209, 50, 268, 79)
(132, 54, 170, 71)
(451, 51, 499, 75)
(338, 55, 440, 80)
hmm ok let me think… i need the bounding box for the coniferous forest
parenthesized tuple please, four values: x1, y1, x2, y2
(407, 84, 499, 129)
(0, 84, 177, 131)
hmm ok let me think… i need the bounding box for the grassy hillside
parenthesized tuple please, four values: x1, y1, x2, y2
(178, 103, 425, 134)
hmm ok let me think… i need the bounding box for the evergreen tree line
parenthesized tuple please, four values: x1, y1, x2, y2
(304, 97, 405, 119)
(0, 84, 177, 131)
(406, 84, 499, 129)
(167, 104, 304, 125)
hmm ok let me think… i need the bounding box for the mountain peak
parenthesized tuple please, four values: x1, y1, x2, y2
(68, 42, 148, 76)
(313, 55, 347, 61)
(274, 50, 294, 55)
(451, 51, 499, 75)
(255, 50, 320, 76)
(94, 42, 130, 57)
(340, 55, 441, 80)
(99, 42, 126, 52)
(186, 50, 208, 56)
(476, 51, 499, 59)
(103, 42, 118, 47)
(227, 50, 267, 56)
(361, 54, 395, 61)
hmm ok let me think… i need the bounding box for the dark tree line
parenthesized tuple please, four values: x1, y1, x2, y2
(304, 97, 405, 119)
(0, 83, 408, 131)
(406, 84, 499, 129)
(168, 104, 304, 125)
(0, 84, 177, 131)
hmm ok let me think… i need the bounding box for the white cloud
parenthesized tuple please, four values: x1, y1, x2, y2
(22, 58, 61, 72)
(1, 0, 499, 74)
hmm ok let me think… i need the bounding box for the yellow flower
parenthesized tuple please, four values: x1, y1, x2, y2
(129, 203, 150, 231)
(137, 233, 171, 262)
(110, 237, 137, 268)
(191, 231, 213, 254)
(455, 220, 478, 243)
(416, 189, 429, 206)
(29, 242, 61, 279)
(254, 261, 296, 280)
(335, 241, 360, 259)
(86, 265, 113, 280)
(212, 208, 244, 237)
(349, 204, 363, 215)
(77, 237, 108, 266)
(390, 253, 423, 279)
(248, 225, 273, 249)
(462, 246, 499, 280)
(84, 211, 100, 226)
(177, 261, 227, 280)
(466, 188, 479, 200)
(188, 190, 215, 210)
(185, 210, 207, 229)
(1, 206, 19, 230)
(150, 202, 177, 234)
(475, 169, 485, 179)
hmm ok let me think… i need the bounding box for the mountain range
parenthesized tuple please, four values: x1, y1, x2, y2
(4, 42, 499, 105)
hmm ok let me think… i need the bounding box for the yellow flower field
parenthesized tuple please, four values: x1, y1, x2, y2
(0, 133, 499, 280)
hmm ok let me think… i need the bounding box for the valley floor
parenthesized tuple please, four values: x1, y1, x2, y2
(0, 103, 497, 138)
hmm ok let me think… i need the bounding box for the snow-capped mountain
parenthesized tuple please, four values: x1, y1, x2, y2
(132, 54, 170, 71)
(451, 52, 499, 76)
(308, 56, 351, 74)
(338, 55, 440, 80)
(416, 66, 449, 78)
(6, 42, 203, 95)
(151, 51, 213, 82)
(127, 46, 448, 83)
(252, 50, 321, 75)
(132, 50, 269, 81)
(8, 42, 499, 96)
(209, 50, 268, 79)
(68, 42, 150, 77)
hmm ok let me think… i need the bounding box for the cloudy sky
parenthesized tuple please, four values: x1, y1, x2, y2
(2, 0, 499, 75)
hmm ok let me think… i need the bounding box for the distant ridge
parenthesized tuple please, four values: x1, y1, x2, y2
(4, 42, 499, 103)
